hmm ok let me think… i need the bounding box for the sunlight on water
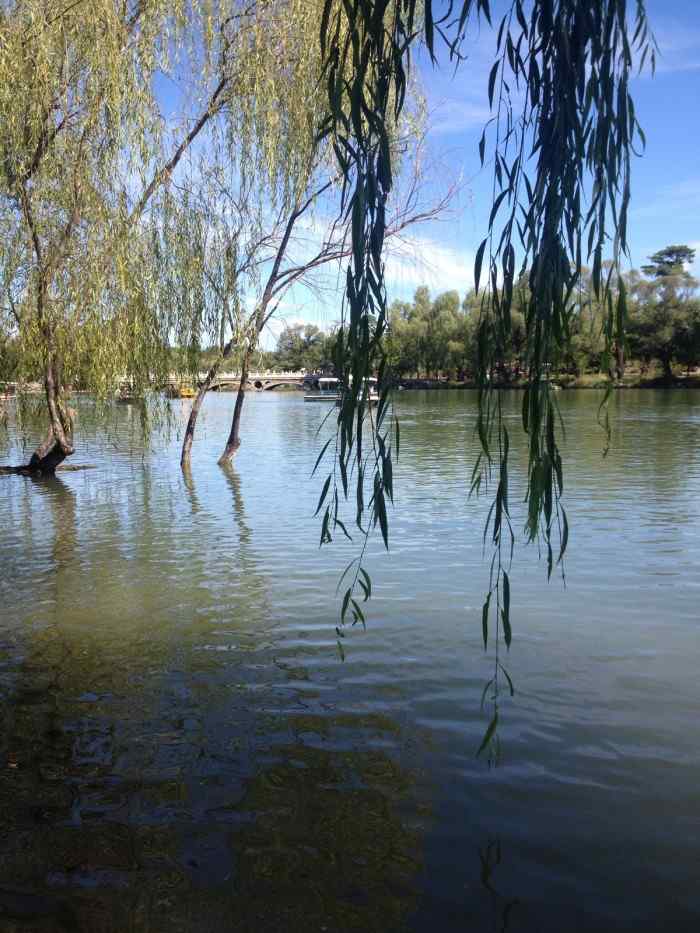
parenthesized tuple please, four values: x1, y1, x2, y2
(1, 389, 699, 931)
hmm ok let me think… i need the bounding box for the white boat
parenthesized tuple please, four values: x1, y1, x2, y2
(349, 377, 380, 405)
(304, 376, 380, 405)
(304, 376, 342, 402)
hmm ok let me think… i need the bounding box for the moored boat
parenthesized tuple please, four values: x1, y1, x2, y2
(165, 384, 196, 399)
(304, 376, 380, 405)
(304, 377, 341, 402)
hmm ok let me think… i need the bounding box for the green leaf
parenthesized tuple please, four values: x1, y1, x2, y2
(474, 238, 487, 294)
(476, 711, 499, 757)
(488, 189, 508, 228)
(501, 607, 512, 649)
(315, 474, 332, 516)
(350, 597, 366, 627)
(488, 60, 499, 108)
(341, 586, 352, 623)
(425, 1, 435, 59)
(480, 676, 494, 711)
(320, 507, 332, 546)
(359, 567, 372, 600)
(481, 591, 491, 649)
(375, 487, 389, 549)
(499, 662, 515, 697)
(559, 506, 569, 562)
(311, 437, 332, 476)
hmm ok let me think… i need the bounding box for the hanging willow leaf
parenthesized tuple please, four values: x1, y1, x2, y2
(499, 662, 515, 697)
(475, 238, 487, 294)
(315, 474, 332, 516)
(502, 571, 510, 630)
(375, 486, 389, 549)
(359, 567, 372, 599)
(488, 60, 499, 107)
(482, 591, 491, 649)
(488, 189, 509, 228)
(317, 0, 655, 749)
(477, 711, 499, 758)
(311, 437, 333, 476)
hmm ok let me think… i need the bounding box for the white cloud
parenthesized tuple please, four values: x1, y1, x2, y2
(630, 177, 700, 220)
(385, 234, 475, 296)
(649, 18, 700, 73)
(428, 98, 492, 136)
(260, 309, 311, 349)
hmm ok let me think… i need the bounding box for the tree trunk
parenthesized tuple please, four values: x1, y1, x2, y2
(19, 360, 75, 475)
(180, 341, 236, 469)
(218, 349, 250, 465)
(613, 342, 625, 381)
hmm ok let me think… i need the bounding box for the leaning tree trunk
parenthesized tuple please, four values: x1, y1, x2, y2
(1, 362, 75, 476)
(30, 359, 74, 471)
(218, 348, 251, 465)
(180, 339, 236, 469)
(36, 363, 74, 466)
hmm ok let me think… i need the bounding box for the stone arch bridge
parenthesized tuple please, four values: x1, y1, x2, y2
(164, 372, 311, 393)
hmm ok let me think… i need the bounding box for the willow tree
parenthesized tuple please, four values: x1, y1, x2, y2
(152, 120, 447, 469)
(0, 1, 182, 470)
(0, 0, 344, 474)
(313, 0, 655, 754)
(148, 8, 340, 470)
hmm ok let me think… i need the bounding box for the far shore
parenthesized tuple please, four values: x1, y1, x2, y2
(394, 373, 700, 391)
(3, 373, 699, 403)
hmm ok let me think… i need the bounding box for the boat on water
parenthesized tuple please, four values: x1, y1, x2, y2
(342, 377, 380, 406)
(304, 376, 380, 405)
(165, 384, 196, 399)
(304, 377, 342, 402)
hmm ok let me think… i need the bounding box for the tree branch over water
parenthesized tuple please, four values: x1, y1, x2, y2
(315, 0, 656, 757)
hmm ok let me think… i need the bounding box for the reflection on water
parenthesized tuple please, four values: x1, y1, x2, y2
(478, 839, 519, 933)
(1, 390, 699, 931)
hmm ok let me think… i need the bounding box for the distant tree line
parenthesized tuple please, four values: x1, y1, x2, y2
(262, 245, 699, 381)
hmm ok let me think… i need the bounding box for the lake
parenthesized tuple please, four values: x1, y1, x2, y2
(1, 389, 698, 932)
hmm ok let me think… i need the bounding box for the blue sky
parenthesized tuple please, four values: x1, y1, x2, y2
(381, 0, 700, 299)
(155, 2, 700, 344)
(281, 0, 700, 341)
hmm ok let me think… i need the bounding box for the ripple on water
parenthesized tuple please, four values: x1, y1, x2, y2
(0, 389, 699, 931)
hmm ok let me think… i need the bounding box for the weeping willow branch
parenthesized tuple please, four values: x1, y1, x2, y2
(317, 0, 655, 758)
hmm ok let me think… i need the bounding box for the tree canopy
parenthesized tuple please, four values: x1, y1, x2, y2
(0, 0, 338, 469)
(641, 245, 696, 279)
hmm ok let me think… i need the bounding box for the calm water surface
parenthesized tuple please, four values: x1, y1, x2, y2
(0, 389, 698, 932)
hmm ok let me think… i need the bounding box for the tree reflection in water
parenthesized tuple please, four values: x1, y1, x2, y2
(478, 839, 519, 933)
(0, 467, 424, 933)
